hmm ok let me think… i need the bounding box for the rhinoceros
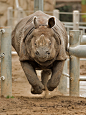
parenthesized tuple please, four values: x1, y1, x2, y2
(12, 11, 68, 94)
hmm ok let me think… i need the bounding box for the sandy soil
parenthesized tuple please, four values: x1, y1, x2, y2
(0, 54, 86, 115)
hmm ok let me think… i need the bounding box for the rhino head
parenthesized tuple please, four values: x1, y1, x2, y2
(20, 16, 61, 66)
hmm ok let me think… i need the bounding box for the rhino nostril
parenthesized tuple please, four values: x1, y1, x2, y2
(35, 51, 39, 55)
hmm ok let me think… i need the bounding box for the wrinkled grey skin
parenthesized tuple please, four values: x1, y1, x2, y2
(12, 11, 68, 94)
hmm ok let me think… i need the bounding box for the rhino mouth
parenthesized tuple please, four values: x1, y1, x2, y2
(34, 58, 55, 66)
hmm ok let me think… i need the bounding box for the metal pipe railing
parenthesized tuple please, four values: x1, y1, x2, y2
(69, 45, 86, 58)
(15, 0, 19, 9)
(34, 0, 44, 12)
(69, 30, 81, 96)
(0, 27, 12, 97)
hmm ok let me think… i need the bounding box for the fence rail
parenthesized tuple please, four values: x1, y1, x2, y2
(7, 8, 86, 35)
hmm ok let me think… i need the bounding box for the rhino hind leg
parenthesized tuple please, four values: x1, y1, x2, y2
(41, 70, 52, 90)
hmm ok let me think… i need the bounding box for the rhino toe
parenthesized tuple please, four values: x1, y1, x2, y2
(31, 86, 43, 94)
(47, 79, 57, 91)
(47, 86, 56, 91)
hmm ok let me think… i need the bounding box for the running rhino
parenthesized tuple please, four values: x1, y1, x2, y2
(12, 11, 68, 94)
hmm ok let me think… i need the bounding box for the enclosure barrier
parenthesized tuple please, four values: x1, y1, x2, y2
(7, 4, 86, 34)
(53, 10, 86, 96)
(7, 0, 24, 28)
(68, 30, 86, 96)
(53, 10, 68, 95)
(7, 7, 13, 29)
(53, 10, 80, 30)
(15, 0, 24, 22)
(53, 10, 86, 35)
(34, 0, 44, 12)
(0, 27, 12, 97)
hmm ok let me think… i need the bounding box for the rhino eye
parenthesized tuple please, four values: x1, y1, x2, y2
(34, 43, 37, 46)
(49, 42, 51, 46)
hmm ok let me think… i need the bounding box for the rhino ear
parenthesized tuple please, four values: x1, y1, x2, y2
(33, 16, 39, 28)
(48, 17, 55, 28)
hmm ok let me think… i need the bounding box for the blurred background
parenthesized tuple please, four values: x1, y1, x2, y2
(0, 0, 86, 26)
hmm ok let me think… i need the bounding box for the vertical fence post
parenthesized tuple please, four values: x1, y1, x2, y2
(53, 10, 59, 19)
(39, 0, 43, 11)
(34, 0, 44, 12)
(7, 7, 13, 29)
(17, 8, 24, 22)
(73, 10, 79, 30)
(58, 60, 67, 94)
(0, 27, 12, 97)
(53, 9, 67, 94)
(69, 30, 81, 96)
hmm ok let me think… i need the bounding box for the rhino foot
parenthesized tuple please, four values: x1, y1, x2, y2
(47, 79, 57, 91)
(47, 85, 56, 91)
(31, 86, 43, 94)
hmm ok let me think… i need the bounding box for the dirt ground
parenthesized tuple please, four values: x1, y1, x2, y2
(0, 54, 86, 115)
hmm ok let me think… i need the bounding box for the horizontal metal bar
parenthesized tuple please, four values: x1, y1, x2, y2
(81, 35, 86, 44)
(68, 35, 86, 44)
(67, 58, 86, 61)
(62, 73, 70, 78)
(59, 12, 73, 14)
(80, 13, 86, 15)
(62, 72, 86, 81)
(69, 45, 86, 58)
(79, 78, 86, 81)
(12, 51, 17, 55)
(80, 58, 86, 61)
(65, 25, 86, 29)
(62, 22, 86, 25)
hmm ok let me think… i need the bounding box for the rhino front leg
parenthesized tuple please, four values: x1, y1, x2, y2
(20, 61, 44, 94)
(47, 60, 65, 91)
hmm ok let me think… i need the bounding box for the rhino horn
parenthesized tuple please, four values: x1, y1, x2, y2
(33, 16, 39, 28)
(39, 34, 46, 46)
(48, 17, 55, 28)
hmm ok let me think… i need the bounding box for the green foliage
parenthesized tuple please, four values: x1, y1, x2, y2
(11, 96, 14, 98)
(58, 5, 73, 22)
(81, 0, 86, 5)
(6, 96, 14, 98)
(82, 13, 86, 21)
